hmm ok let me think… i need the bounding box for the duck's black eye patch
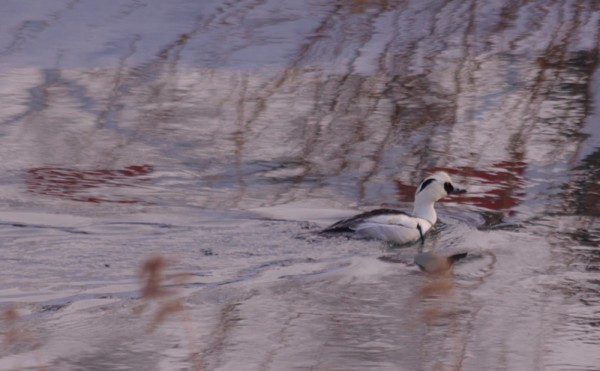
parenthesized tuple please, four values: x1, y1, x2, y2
(444, 182, 454, 194)
(418, 178, 435, 193)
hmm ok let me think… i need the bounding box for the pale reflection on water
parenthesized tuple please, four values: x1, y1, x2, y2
(0, 0, 599, 370)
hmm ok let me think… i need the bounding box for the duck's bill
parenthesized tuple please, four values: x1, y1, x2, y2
(450, 187, 467, 195)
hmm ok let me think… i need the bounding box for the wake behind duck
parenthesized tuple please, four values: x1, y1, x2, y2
(321, 171, 466, 245)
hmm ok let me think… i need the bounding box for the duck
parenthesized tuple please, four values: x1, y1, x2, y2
(320, 171, 466, 245)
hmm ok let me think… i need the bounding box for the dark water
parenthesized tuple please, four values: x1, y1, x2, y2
(0, 1, 599, 370)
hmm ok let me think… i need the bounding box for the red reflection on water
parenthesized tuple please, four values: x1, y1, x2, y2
(26, 165, 154, 204)
(395, 162, 526, 212)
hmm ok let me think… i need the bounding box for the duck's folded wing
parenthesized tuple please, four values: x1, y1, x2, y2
(353, 222, 421, 244)
(321, 209, 411, 233)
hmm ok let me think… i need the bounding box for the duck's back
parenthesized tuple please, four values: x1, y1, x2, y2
(321, 209, 410, 233)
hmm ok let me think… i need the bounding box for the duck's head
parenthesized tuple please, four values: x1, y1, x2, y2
(414, 171, 466, 203)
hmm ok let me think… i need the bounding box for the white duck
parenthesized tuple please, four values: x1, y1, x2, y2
(321, 171, 466, 245)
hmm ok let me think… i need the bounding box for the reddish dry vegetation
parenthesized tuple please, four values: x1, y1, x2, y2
(137, 255, 203, 370)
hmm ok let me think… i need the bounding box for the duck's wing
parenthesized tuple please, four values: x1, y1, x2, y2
(351, 213, 425, 244)
(321, 209, 411, 233)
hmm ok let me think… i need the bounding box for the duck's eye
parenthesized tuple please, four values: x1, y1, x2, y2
(418, 178, 435, 193)
(444, 182, 454, 194)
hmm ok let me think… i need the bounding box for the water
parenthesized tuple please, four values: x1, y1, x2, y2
(0, 1, 599, 370)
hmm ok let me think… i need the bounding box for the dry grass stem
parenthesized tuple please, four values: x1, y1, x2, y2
(149, 300, 184, 331)
(1, 306, 48, 371)
(139, 255, 171, 299)
(137, 254, 203, 370)
(1, 305, 21, 348)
